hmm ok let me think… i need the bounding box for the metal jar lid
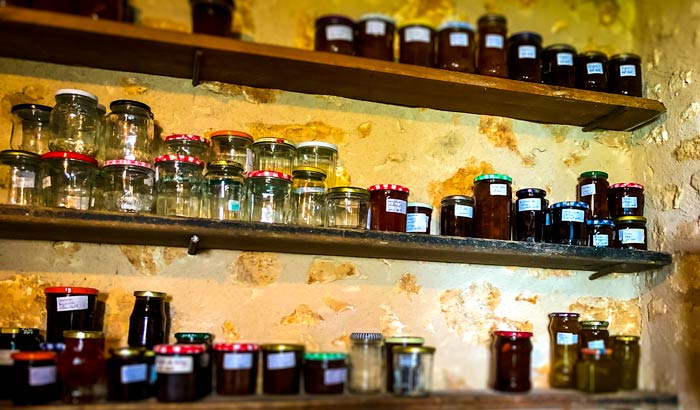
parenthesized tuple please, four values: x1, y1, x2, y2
(440, 195, 474, 205)
(133, 290, 166, 298)
(614, 216, 647, 224)
(474, 173, 513, 183)
(63, 330, 104, 339)
(328, 186, 369, 197)
(41, 151, 98, 167)
(261, 343, 305, 352)
(384, 336, 424, 344)
(392, 346, 436, 354)
(211, 130, 254, 141)
(580, 320, 609, 329)
(350, 332, 383, 341)
(304, 352, 347, 361)
(551, 201, 589, 210)
(292, 166, 327, 180)
(253, 137, 297, 149)
(579, 170, 608, 179)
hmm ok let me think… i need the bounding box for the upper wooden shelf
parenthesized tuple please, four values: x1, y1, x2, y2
(0, 7, 665, 131)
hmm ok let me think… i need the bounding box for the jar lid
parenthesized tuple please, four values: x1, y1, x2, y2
(478, 13, 507, 25)
(97, 104, 107, 115)
(143, 350, 155, 358)
(44, 286, 98, 295)
(261, 343, 305, 352)
(154, 154, 204, 166)
(610, 53, 641, 62)
(548, 312, 580, 318)
(41, 151, 99, 166)
(103, 159, 154, 170)
(12, 351, 56, 361)
(494, 330, 533, 338)
(349, 332, 383, 341)
(0, 149, 41, 163)
(110, 347, 145, 358)
(304, 352, 347, 361)
(544, 43, 577, 53)
(253, 137, 297, 148)
(610, 182, 644, 190)
(581, 348, 612, 356)
(247, 170, 293, 181)
(63, 330, 104, 339)
(292, 166, 327, 180)
(315, 14, 355, 27)
(550, 201, 589, 210)
(109, 99, 152, 113)
(328, 186, 370, 196)
(579, 50, 608, 59)
(392, 346, 436, 354)
(579, 170, 608, 179)
(586, 219, 615, 227)
(211, 130, 254, 141)
(133, 290, 166, 298)
(55, 88, 98, 102)
(164, 134, 210, 145)
(154, 344, 206, 354)
(384, 336, 424, 344)
(614, 216, 647, 223)
(614, 335, 640, 342)
(296, 140, 339, 152)
(474, 173, 513, 183)
(440, 195, 474, 205)
(407, 202, 433, 210)
(213, 343, 260, 352)
(358, 13, 396, 25)
(516, 188, 546, 197)
(11, 103, 52, 113)
(437, 21, 475, 32)
(580, 320, 609, 328)
(207, 160, 244, 173)
(367, 184, 410, 193)
(174, 332, 213, 343)
(508, 31, 543, 44)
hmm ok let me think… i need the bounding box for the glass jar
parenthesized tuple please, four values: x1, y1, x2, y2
(252, 137, 297, 176)
(42, 151, 98, 210)
(296, 141, 338, 188)
(210, 130, 254, 172)
(609, 53, 643, 97)
(204, 160, 245, 221)
(247, 170, 293, 224)
(104, 99, 154, 163)
(476, 14, 508, 78)
(406, 202, 432, 234)
(492, 331, 532, 393)
(0, 328, 44, 400)
(356, 14, 396, 61)
(542, 44, 577, 88)
(507, 32, 543, 83)
(174, 332, 213, 399)
(213, 343, 259, 396)
(10, 351, 59, 406)
(614, 216, 647, 250)
(303, 352, 347, 394)
(436, 21, 476, 73)
(543, 207, 552, 242)
(164, 134, 210, 161)
(261, 344, 304, 395)
(49, 89, 100, 157)
(576, 349, 618, 393)
(613, 335, 640, 390)
(154, 154, 205, 218)
(549, 201, 589, 246)
(348, 332, 383, 394)
(368, 184, 410, 232)
(292, 166, 326, 227)
(103, 159, 155, 213)
(392, 346, 435, 397)
(399, 24, 435, 67)
(384, 336, 423, 393)
(608, 183, 644, 218)
(95, 103, 107, 164)
(576, 51, 608, 92)
(58, 330, 105, 404)
(315, 15, 355, 55)
(440, 195, 474, 237)
(325, 186, 370, 229)
(0, 150, 42, 206)
(128, 291, 167, 350)
(577, 171, 609, 219)
(154, 344, 207, 402)
(44, 286, 98, 343)
(77, 0, 125, 20)
(10, 103, 52, 154)
(587, 219, 615, 248)
(515, 188, 547, 242)
(33, 0, 78, 12)
(548, 312, 580, 389)
(190, 0, 234, 37)
(473, 174, 512, 240)
(580, 320, 610, 350)
(106, 347, 152, 401)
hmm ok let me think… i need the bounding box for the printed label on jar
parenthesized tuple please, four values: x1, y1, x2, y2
(557, 52, 574, 66)
(592, 234, 609, 247)
(267, 352, 296, 370)
(556, 332, 579, 346)
(29, 366, 56, 386)
(587, 62, 604, 75)
(13, 171, 36, 189)
(365, 20, 386, 36)
(518, 198, 542, 212)
(260, 206, 275, 223)
(121, 363, 148, 384)
(227, 200, 241, 212)
(485, 34, 504, 49)
(622, 197, 638, 208)
(324, 368, 347, 386)
(294, 187, 326, 194)
(621, 228, 645, 244)
(56, 295, 89, 312)
(246, 149, 254, 172)
(454, 204, 474, 218)
(449, 32, 468, 47)
(398, 353, 418, 368)
(406, 213, 429, 233)
(42, 176, 52, 189)
(223, 352, 253, 370)
(587, 340, 605, 350)
(0, 349, 15, 365)
(386, 198, 407, 214)
(518, 45, 537, 59)
(405, 26, 431, 43)
(561, 209, 585, 223)
(156, 356, 193, 374)
(489, 184, 508, 196)
(326, 24, 353, 41)
(620, 65, 637, 77)
(580, 183, 596, 197)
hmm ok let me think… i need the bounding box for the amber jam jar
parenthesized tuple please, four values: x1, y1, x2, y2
(577, 171, 609, 219)
(473, 174, 512, 240)
(440, 195, 474, 237)
(609, 53, 643, 97)
(406, 202, 433, 234)
(576, 349, 618, 393)
(492, 331, 532, 393)
(579, 321, 610, 350)
(356, 14, 396, 61)
(58, 330, 105, 404)
(44, 286, 98, 343)
(106, 347, 152, 402)
(399, 24, 435, 67)
(190, 0, 234, 37)
(507, 32, 543, 83)
(576, 51, 608, 91)
(614, 216, 647, 250)
(261, 344, 304, 395)
(436, 21, 476, 73)
(549, 201, 589, 246)
(477, 14, 508, 78)
(515, 188, 547, 242)
(303, 352, 347, 394)
(154, 344, 206, 402)
(608, 183, 644, 218)
(315, 15, 355, 56)
(213, 343, 259, 395)
(613, 335, 640, 390)
(11, 351, 59, 405)
(368, 184, 409, 232)
(587, 219, 615, 248)
(548, 313, 580, 389)
(543, 44, 577, 87)
(384, 336, 424, 393)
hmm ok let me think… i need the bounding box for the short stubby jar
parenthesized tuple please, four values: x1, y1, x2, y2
(608, 183, 644, 218)
(164, 134, 210, 161)
(49, 89, 100, 157)
(391, 346, 435, 397)
(577, 170, 609, 219)
(42, 151, 98, 210)
(10, 351, 59, 406)
(492, 331, 532, 393)
(303, 352, 347, 395)
(368, 184, 410, 232)
(0, 328, 44, 400)
(261, 344, 305, 395)
(542, 44, 577, 87)
(252, 137, 297, 176)
(476, 14, 508, 78)
(576, 348, 618, 393)
(514, 188, 547, 242)
(106, 347, 153, 402)
(190, 0, 234, 37)
(58, 330, 106, 404)
(356, 14, 396, 61)
(154, 154, 205, 218)
(104, 99, 154, 163)
(292, 166, 327, 227)
(507, 32, 543, 83)
(325, 186, 370, 229)
(246, 170, 293, 224)
(473, 174, 513, 240)
(549, 201, 590, 246)
(587, 219, 615, 248)
(614, 216, 647, 250)
(384, 336, 424, 393)
(103, 159, 155, 213)
(0, 150, 42, 206)
(440, 195, 474, 237)
(576, 51, 608, 91)
(296, 141, 338, 188)
(210, 130, 254, 172)
(203, 160, 245, 221)
(44, 286, 98, 343)
(399, 23, 435, 67)
(315, 15, 355, 56)
(436, 21, 476, 73)
(580, 320, 610, 350)
(608, 53, 643, 97)
(213, 343, 259, 396)
(10, 103, 52, 154)
(174, 332, 214, 399)
(406, 202, 433, 234)
(154, 344, 207, 402)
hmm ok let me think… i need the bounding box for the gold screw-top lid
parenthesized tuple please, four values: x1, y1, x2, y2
(63, 330, 104, 339)
(261, 343, 305, 352)
(133, 290, 166, 298)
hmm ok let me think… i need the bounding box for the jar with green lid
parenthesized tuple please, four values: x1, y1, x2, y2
(252, 137, 297, 176)
(348, 332, 383, 394)
(325, 186, 370, 229)
(473, 174, 513, 240)
(614, 216, 647, 250)
(384, 336, 424, 393)
(613, 335, 640, 390)
(548, 313, 580, 388)
(204, 160, 245, 221)
(580, 320, 609, 350)
(174, 332, 213, 398)
(0, 328, 44, 400)
(392, 346, 435, 397)
(292, 166, 327, 227)
(576, 348, 618, 393)
(304, 352, 347, 394)
(0, 150, 42, 206)
(261, 344, 305, 395)
(577, 171, 609, 219)
(107, 347, 152, 401)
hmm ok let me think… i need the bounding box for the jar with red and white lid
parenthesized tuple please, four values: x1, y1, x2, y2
(154, 154, 205, 218)
(210, 130, 254, 172)
(608, 183, 644, 218)
(164, 134, 210, 161)
(41, 151, 98, 210)
(246, 170, 292, 224)
(103, 159, 155, 213)
(212, 343, 259, 395)
(154, 344, 207, 402)
(368, 184, 410, 232)
(252, 137, 297, 176)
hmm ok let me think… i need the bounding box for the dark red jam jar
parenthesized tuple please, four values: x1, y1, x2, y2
(515, 188, 547, 242)
(587, 219, 615, 248)
(368, 184, 409, 232)
(315, 15, 355, 56)
(213, 343, 259, 396)
(190, 0, 234, 37)
(507, 32, 543, 83)
(608, 53, 643, 97)
(492, 331, 532, 392)
(11, 351, 59, 405)
(577, 171, 609, 219)
(303, 352, 347, 394)
(58, 330, 105, 404)
(440, 195, 474, 237)
(356, 14, 396, 61)
(0, 328, 43, 400)
(44, 286, 98, 343)
(614, 216, 647, 250)
(154, 344, 207, 402)
(261, 344, 304, 395)
(542, 44, 577, 87)
(128, 291, 167, 350)
(549, 201, 590, 246)
(476, 14, 508, 78)
(576, 51, 608, 91)
(473, 174, 512, 240)
(436, 21, 476, 73)
(608, 183, 644, 218)
(174, 332, 213, 398)
(399, 24, 436, 67)
(107, 347, 152, 402)
(406, 202, 433, 234)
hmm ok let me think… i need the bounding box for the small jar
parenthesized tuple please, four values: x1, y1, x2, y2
(440, 195, 474, 237)
(580, 320, 610, 350)
(514, 188, 547, 242)
(107, 347, 152, 401)
(154, 344, 207, 402)
(476, 14, 508, 78)
(303, 352, 347, 394)
(44, 286, 98, 343)
(587, 219, 615, 248)
(614, 216, 647, 250)
(0, 328, 44, 400)
(507, 32, 543, 83)
(576, 349, 618, 393)
(399, 24, 435, 67)
(608, 183, 644, 218)
(548, 312, 580, 389)
(608, 53, 643, 97)
(356, 14, 396, 61)
(292, 166, 327, 227)
(549, 201, 589, 246)
(103, 159, 155, 213)
(348, 332, 383, 394)
(174, 332, 213, 399)
(492, 331, 532, 393)
(576, 51, 608, 92)
(325, 186, 370, 229)
(10, 351, 59, 406)
(128, 291, 167, 350)
(154, 154, 205, 218)
(296, 141, 338, 188)
(542, 44, 577, 88)
(252, 137, 297, 176)
(246, 170, 293, 224)
(368, 184, 410, 232)
(0, 150, 42, 206)
(577, 170, 609, 219)
(58, 330, 105, 404)
(213, 343, 259, 396)
(10, 103, 52, 154)
(613, 335, 640, 390)
(384, 336, 423, 393)
(261, 344, 304, 395)
(315, 15, 355, 55)
(190, 0, 234, 37)
(42, 151, 98, 210)
(104, 99, 154, 163)
(49, 89, 100, 157)
(406, 202, 432, 234)
(210, 130, 254, 172)
(436, 21, 476, 73)
(164, 134, 210, 161)
(473, 174, 513, 240)
(77, 0, 125, 20)
(391, 346, 435, 397)
(204, 160, 245, 221)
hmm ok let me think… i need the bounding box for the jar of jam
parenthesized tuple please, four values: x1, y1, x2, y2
(0, 150, 43, 206)
(577, 171, 609, 219)
(44, 286, 98, 343)
(608, 53, 642, 97)
(103, 160, 155, 213)
(32, 0, 78, 13)
(303, 352, 347, 394)
(210, 130, 254, 172)
(0, 328, 43, 400)
(579, 320, 610, 350)
(247, 170, 293, 224)
(542, 44, 577, 88)
(492, 331, 532, 392)
(356, 14, 396, 61)
(391, 346, 435, 397)
(252, 137, 297, 176)
(608, 183, 644, 218)
(77, 0, 125, 21)
(548, 313, 580, 388)
(164, 134, 210, 161)
(576, 51, 608, 91)
(42, 151, 98, 210)
(473, 174, 512, 240)
(476, 14, 508, 78)
(348, 332, 383, 394)
(154, 344, 207, 402)
(440, 195, 474, 237)
(515, 188, 547, 242)
(315, 15, 355, 56)
(204, 160, 246, 221)
(613, 335, 640, 390)
(296, 141, 338, 188)
(549, 201, 589, 246)
(49, 89, 100, 157)
(190, 0, 234, 37)
(128, 291, 167, 350)
(154, 154, 205, 218)
(261, 344, 304, 395)
(384, 336, 423, 393)
(325, 187, 370, 229)
(368, 184, 410, 232)
(587, 219, 615, 248)
(104, 99, 154, 163)
(576, 349, 618, 393)
(174, 332, 213, 399)
(10, 351, 59, 405)
(406, 202, 432, 234)
(399, 23, 435, 67)
(107, 347, 152, 401)
(292, 166, 327, 227)
(614, 216, 647, 250)
(507, 32, 543, 83)
(10, 103, 51, 154)
(436, 21, 476, 73)
(58, 330, 105, 404)
(213, 343, 258, 395)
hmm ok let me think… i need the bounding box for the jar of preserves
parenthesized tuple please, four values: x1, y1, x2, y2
(406, 202, 432, 234)
(106, 347, 152, 401)
(548, 312, 580, 388)
(0, 328, 44, 400)
(356, 14, 396, 61)
(576, 349, 618, 393)
(608, 53, 642, 97)
(315, 15, 355, 55)
(213, 343, 259, 396)
(391, 346, 435, 397)
(252, 137, 297, 175)
(204, 160, 245, 221)
(10, 351, 59, 406)
(577, 171, 609, 219)
(104, 100, 154, 163)
(507, 32, 543, 83)
(384, 336, 423, 393)
(348, 332, 383, 394)
(49, 89, 100, 157)
(58, 330, 105, 404)
(154, 344, 207, 402)
(77, 0, 125, 20)
(154, 154, 205, 218)
(476, 14, 508, 78)
(42, 151, 98, 210)
(261, 344, 304, 395)
(128, 291, 167, 350)
(164, 134, 210, 161)
(210, 130, 254, 172)
(399, 23, 435, 67)
(492, 331, 532, 393)
(613, 335, 640, 390)
(587, 219, 615, 248)
(440, 195, 474, 237)
(44, 286, 98, 343)
(542, 44, 577, 88)
(296, 141, 338, 188)
(614, 216, 647, 250)
(0, 150, 42, 206)
(325, 186, 370, 229)
(549, 201, 589, 246)
(103, 159, 155, 213)
(368, 184, 410, 232)
(579, 320, 609, 350)
(291, 166, 326, 227)
(303, 352, 347, 394)
(10, 103, 51, 154)
(576, 51, 608, 91)
(473, 174, 512, 240)
(436, 21, 476, 73)
(608, 183, 644, 218)
(190, 0, 234, 37)
(247, 170, 293, 224)
(515, 188, 547, 242)
(174, 332, 213, 399)
(32, 0, 78, 13)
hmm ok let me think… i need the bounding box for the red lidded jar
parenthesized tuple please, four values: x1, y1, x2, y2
(608, 183, 644, 218)
(368, 184, 410, 232)
(44, 286, 99, 343)
(213, 343, 259, 396)
(492, 331, 532, 392)
(154, 344, 207, 402)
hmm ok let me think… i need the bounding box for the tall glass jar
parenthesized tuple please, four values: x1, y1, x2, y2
(58, 330, 105, 404)
(514, 188, 547, 242)
(164, 134, 210, 161)
(507, 32, 543, 83)
(548, 312, 580, 388)
(10, 103, 52, 154)
(613, 335, 640, 390)
(580, 320, 610, 350)
(392, 346, 435, 397)
(577, 171, 609, 219)
(154, 154, 205, 218)
(0, 150, 42, 206)
(49, 89, 100, 157)
(576, 51, 608, 91)
(492, 331, 532, 392)
(190, 0, 234, 37)
(473, 174, 512, 240)
(384, 336, 423, 393)
(292, 166, 326, 227)
(542, 44, 577, 88)
(576, 349, 618, 393)
(436, 21, 476, 73)
(247, 170, 292, 224)
(210, 130, 254, 172)
(128, 291, 167, 350)
(368, 184, 410, 232)
(440, 195, 474, 237)
(102, 159, 155, 213)
(315, 15, 355, 56)
(356, 14, 396, 61)
(325, 186, 370, 229)
(399, 23, 435, 67)
(608, 53, 643, 97)
(204, 160, 245, 221)
(348, 332, 383, 394)
(252, 137, 297, 176)
(296, 141, 338, 187)
(42, 151, 98, 210)
(10, 351, 59, 406)
(104, 99, 154, 163)
(476, 14, 508, 78)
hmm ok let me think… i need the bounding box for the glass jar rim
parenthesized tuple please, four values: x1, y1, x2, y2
(408, 202, 433, 210)
(440, 195, 474, 205)
(109, 99, 152, 113)
(253, 137, 297, 149)
(385, 336, 424, 344)
(392, 345, 435, 354)
(44, 286, 98, 295)
(293, 166, 327, 180)
(614, 216, 647, 223)
(0, 149, 42, 164)
(474, 173, 512, 183)
(438, 21, 475, 32)
(41, 151, 98, 166)
(55, 88, 98, 102)
(133, 290, 166, 298)
(110, 347, 145, 358)
(11, 103, 52, 114)
(296, 140, 338, 152)
(328, 186, 369, 196)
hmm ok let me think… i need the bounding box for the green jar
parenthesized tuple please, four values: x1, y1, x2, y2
(613, 335, 640, 390)
(576, 348, 618, 393)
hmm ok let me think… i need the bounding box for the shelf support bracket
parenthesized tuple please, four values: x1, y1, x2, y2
(192, 49, 203, 87)
(582, 107, 628, 132)
(589, 263, 633, 280)
(188, 235, 200, 255)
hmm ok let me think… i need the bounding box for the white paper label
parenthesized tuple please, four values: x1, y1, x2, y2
(405, 26, 431, 43)
(580, 183, 596, 197)
(561, 209, 585, 223)
(386, 198, 407, 214)
(518, 45, 537, 59)
(324, 368, 347, 386)
(620, 65, 637, 77)
(121, 363, 148, 384)
(587, 340, 605, 349)
(556, 332, 579, 346)
(326, 24, 353, 41)
(622, 197, 638, 208)
(398, 354, 418, 368)
(485, 34, 504, 49)
(56, 295, 88, 312)
(454, 204, 473, 218)
(42, 176, 52, 189)
(260, 206, 275, 223)
(449, 32, 468, 47)
(267, 352, 296, 370)
(144, 177, 154, 187)
(557, 52, 574, 66)
(406, 213, 429, 233)
(587, 62, 604, 74)
(490, 184, 508, 196)
(621, 228, 645, 244)
(518, 198, 542, 212)
(0, 349, 15, 365)
(223, 352, 253, 370)
(592, 234, 609, 247)
(227, 200, 241, 212)
(29, 366, 56, 386)
(156, 356, 193, 374)
(246, 149, 254, 172)
(365, 20, 386, 36)
(13, 171, 36, 189)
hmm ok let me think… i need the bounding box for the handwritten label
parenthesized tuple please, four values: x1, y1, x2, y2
(518, 198, 542, 212)
(324, 368, 347, 386)
(557, 52, 574, 66)
(56, 295, 88, 312)
(406, 213, 429, 233)
(449, 32, 468, 47)
(587, 62, 604, 74)
(121, 363, 148, 384)
(365, 20, 386, 36)
(561, 209, 585, 223)
(621, 228, 645, 244)
(580, 183, 596, 197)
(223, 352, 253, 370)
(622, 197, 638, 208)
(485, 34, 504, 49)
(267, 352, 296, 370)
(156, 356, 193, 374)
(386, 199, 407, 214)
(404, 26, 431, 43)
(556, 332, 579, 346)
(29, 366, 56, 386)
(592, 234, 609, 247)
(326, 25, 353, 41)
(489, 184, 508, 196)
(620, 65, 637, 77)
(518, 45, 537, 59)
(454, 204, 473, 218)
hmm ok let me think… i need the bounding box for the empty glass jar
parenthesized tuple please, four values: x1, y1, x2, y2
(154, 154, 205, 218)
(253, 137, 296, 176)
(292, 166, 326, 227)
(102, 159, 155, 213)
(296, 141, 338, 187)
(348, 332, 383, 394)
(49, 89, 100, 157)
(104, 100, 154, 163)
(10, 103, 51, 154)
(210, 130, 254, 172)
(42, 151, 98, 210)
(325, 186, 369, 229)
(247, 170, 292, 224)
(164, 134, 210, 161)
(204, 160, 245, 221)
(0, 150, 42, 206)
(391, 346, 435, 397)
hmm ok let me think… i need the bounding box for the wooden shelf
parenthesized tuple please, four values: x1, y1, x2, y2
(0, 7, 665, 131)
(0, 206, 671, 279)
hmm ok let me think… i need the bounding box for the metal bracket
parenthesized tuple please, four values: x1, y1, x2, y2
(582, 107, 628, 132)
(188, 235, 200, 255)
(192, 49, 203, 87)
(589, 263, 632, 280)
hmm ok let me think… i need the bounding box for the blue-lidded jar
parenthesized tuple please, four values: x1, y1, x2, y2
(586, 219, 615, 248)
(550, 201, 589, 246)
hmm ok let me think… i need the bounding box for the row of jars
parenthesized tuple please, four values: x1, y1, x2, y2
(3, 0, 134, 21)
